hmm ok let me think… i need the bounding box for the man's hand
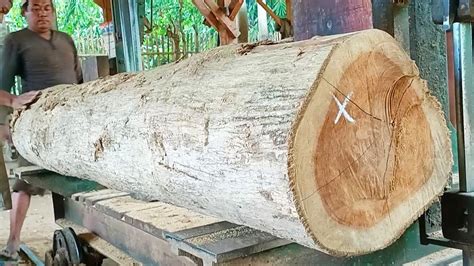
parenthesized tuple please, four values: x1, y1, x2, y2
(12, 91, 40, 109)
(0, 124, 11, 143)
(0, 0, 12, 15)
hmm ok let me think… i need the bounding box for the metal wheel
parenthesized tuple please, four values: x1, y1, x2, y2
(53, 248, 69, 266)
(52, 227, 83, 265)
(44, 249, 54, 266)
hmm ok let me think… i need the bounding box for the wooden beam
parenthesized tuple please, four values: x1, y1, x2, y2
(204, 0, 240, 38)
(193, 0, 223, 31)
(229, 0, 243, 21)
(256, 0, 282, 26)
(217, 0, 232, 8)
(94, 0, 113, 23)
(285, 0, 292, 22)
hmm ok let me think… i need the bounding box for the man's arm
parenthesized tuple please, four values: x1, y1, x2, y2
(0, 35, 19, 94)
(0, 0, 12, 14)
(0, 90, 39, 109)
(0, 34, 39, 109)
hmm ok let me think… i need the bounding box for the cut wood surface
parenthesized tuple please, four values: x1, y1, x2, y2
(11, 29, 452, 256)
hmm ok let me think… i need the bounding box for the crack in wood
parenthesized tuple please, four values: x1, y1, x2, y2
(204, 117, 210, 146)
(322, 77, 384, 122)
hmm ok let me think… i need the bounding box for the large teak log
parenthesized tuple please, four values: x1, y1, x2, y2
(11, 29, 452, 256)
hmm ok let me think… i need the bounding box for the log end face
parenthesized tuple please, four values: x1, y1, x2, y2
(288, 29, 453, 255)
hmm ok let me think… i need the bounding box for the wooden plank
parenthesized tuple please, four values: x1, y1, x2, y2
(193, 0, 225, 33)
(204, 0, 240, 37)
(93, 195, 166, 220)
(122, 203, 220, 235)
(229, 0, 243, 21)
(286, 0, 292, 22)
(257, 0, 282, 26)
(171, 221, 237, 240)
(84, 191, 129, 206)
(76, 189, 118, 202)
(292, 0, 372, 40)
(91, 195, 221, 240)
(184, 226, 291, 259)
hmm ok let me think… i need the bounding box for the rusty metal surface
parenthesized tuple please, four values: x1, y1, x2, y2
(292, 0, 373, 40)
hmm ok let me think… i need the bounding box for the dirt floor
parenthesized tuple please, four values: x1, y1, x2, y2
(0, 193, 59, 264)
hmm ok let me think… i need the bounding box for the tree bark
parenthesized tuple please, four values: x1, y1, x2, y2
(166, 22, 181, 61)
(236, 1, 249, 43)
(192, 24, 200, 53)
(11, 29, 452, 256)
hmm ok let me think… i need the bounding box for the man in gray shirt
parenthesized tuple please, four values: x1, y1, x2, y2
(0, 0, 12, 14)
(0, 0, 82, 260)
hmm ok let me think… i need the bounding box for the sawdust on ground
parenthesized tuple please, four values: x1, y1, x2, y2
(0, 193, 59, 264)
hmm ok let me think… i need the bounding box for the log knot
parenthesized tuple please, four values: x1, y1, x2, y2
(94, 133, 112, 161)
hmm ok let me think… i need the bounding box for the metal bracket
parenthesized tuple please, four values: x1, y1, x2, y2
(458, 0, 474, 21)
(433, 0, 474, 28)
(442, 191, 474, 243)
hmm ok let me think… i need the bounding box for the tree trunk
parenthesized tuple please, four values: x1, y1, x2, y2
(178, 0, 187, 58)
(11, 29, 452, 256)
(237, 1, 249, 43)
(192, 24, 200, 53)
(166, 22, 181, 61)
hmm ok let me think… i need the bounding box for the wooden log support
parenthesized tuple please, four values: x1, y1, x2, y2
(11, 30, 452, 256)
(286, 0, 292, 23)
(193, 0, 241, 45)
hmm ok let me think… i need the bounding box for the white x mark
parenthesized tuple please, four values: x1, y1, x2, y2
(333, 92, 356, 124)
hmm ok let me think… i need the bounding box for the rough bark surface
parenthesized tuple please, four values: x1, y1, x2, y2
(11, 29, 452, 256)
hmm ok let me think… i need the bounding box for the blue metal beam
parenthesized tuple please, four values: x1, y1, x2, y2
(112, 0, 143, 72)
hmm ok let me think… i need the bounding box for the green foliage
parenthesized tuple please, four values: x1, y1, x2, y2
(4, 0, 287, 69)
(246, 0, 286, 41)
(143, 0, 216, 43)
(55, 0, 103, 37)
(5, 0, 287, 42)
(6, 0, 103, 38)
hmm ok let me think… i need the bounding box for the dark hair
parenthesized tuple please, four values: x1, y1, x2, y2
(21, 0, 54, 12)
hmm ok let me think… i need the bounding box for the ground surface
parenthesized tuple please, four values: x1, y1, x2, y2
(0, 193, 59, 265)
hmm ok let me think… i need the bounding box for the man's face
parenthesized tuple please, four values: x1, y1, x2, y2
(24, 0, 53, 33)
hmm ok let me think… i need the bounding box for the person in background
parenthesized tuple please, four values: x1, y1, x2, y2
(0, 0, 82, 260)
(0, 0, 12, 14)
